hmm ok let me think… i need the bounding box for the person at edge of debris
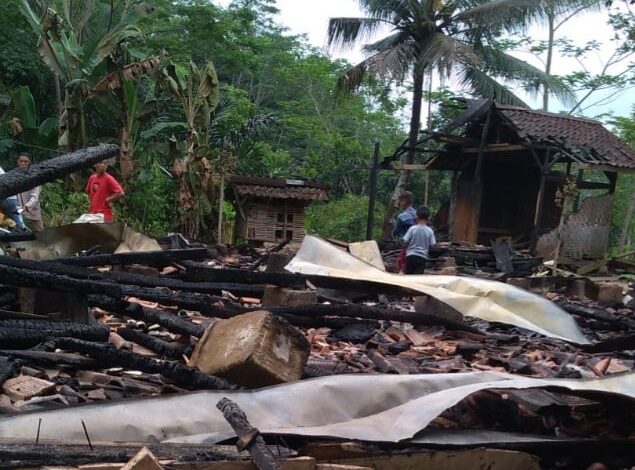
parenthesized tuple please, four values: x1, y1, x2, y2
(0, 165, 26, 230)
(403, 205, 436, 275)
(392, 191, 417, 273)
(86, 160, 124, 222)
(16, 152, 44, 232)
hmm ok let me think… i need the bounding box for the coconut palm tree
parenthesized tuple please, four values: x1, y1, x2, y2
(327, 0, 593, 237)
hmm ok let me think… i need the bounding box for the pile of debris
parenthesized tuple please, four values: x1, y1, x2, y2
(0, 229, 633, 469)
(1, 146, 635, 469)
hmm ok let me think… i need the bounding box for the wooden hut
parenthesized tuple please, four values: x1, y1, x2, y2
(386, 100, 635, 259)
(227, 176, 328, 245)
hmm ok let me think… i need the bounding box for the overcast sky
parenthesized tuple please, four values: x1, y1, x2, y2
(216, 0, 634, 120)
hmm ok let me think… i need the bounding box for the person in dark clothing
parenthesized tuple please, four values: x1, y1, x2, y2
(403, 206, 436, 275)
(392, 191, 416, 239)
(393, 191, 417, 273)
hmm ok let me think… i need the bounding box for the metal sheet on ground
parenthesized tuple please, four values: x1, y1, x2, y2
(9, 223, 161, 259)
(285, 236, 589, 344)
(1, 372, 634, 444)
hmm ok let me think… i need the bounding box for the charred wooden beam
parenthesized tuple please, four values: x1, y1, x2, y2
(217, 398, 282, 470)
(583, 334, 635, 353)
(118, 285, 226, 314)
(107, 271, 265, 297)
(0, 350, 97, 368)
(88, 296, 206, 338)
(0, 443, 280, 468)
(246, 303, 480, 333)
(0, 144, 119, 200)
(183, 262, 306, 288)
(0, 261, 120, 297)
(1, 256, 264, 297)
(54, 338, 237, 390)
(557, 301, 635, 330)
(185, 263, 416, 296)
(366, 349, 399, 374)
(0, 320, 109, 349)
(55, 248, 210, 267)
(117, 328, 190, 359)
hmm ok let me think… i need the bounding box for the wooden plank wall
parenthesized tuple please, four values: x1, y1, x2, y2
(244, 202, 306, 243)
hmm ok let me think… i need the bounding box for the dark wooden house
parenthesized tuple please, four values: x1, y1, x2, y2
(408, 100, 635, 259)
(227, 176, 328, 245)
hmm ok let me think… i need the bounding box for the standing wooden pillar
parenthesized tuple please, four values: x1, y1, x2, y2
(366, 141, 380, 240)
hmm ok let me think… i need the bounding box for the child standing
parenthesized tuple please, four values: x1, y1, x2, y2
(403, 206, 436, 275)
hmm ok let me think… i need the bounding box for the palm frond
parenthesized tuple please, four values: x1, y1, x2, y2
(357, 0, 412, 22)
(457, 65, 529, 107)
(472, 45, 577, 106)
(418, 32, 460, 76)
(453, 0, 603, 32)
(337, 61, 368, 94)
(338, 40, 415, 93)
(327, 17, 385, 50)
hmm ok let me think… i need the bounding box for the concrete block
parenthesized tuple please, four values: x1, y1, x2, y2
(586, 281, 624, 306)
(262, 286, 317, 307)
(190, 311, 310, 388)
(565, 278, 587, 299)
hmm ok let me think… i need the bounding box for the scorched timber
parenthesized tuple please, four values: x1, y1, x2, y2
(0, 350, 96, 368)
(185, 263, 416, 296)
(55, 248, 210, 267)
(0, 443, 285, 468)
(0, 256, 264, 297)
(0, 261, 120, 297)
(243, 303, 480, 333)
(217, 398, 282, 470)
(117, 327, 190, 359)
(54, 338, 237, 390)
(88, 296, 206, 338)
(0, 144, 119, 200)
(0, 320, 109, 348)
(183, 261, 306, 288)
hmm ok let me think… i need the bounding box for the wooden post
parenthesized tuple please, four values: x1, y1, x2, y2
(474, 107, 492, 186)
(574, 168, 584, 211)
(530, 149, 549, 254)
(366, 141, 380, 240)
(217, 173, 225, 244)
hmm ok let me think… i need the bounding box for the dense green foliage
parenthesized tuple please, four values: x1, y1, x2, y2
(0, 0, 406, 240)
(0, 0, 633, 248)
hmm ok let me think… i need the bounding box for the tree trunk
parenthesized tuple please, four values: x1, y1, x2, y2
(119, 126, 133, 181)
(381, 66, 425, 239)
(543, 13, 555, 111)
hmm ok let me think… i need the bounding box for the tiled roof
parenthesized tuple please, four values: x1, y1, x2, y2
(496, 104, 635, 169)
(229, 176, 328, 202)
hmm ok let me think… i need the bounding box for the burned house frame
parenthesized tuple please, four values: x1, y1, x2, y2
(386, 100, 635, 259)
(227, 176, 328, 245)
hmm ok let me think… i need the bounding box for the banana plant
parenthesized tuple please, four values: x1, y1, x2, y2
(161, 61, 220, 239)
(19, 0, 155, 155)
(3, 86, 58, 153)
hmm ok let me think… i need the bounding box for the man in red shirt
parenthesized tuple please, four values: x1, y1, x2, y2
(86, 160, 124, 222)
